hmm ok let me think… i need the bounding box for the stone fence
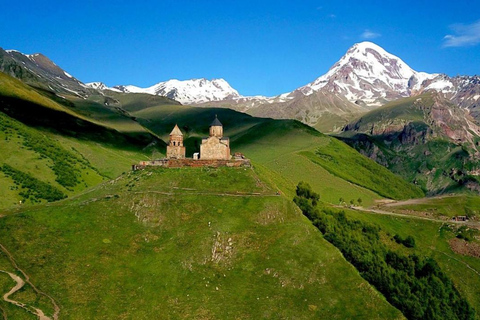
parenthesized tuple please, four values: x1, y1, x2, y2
(132, 158, 251, 170)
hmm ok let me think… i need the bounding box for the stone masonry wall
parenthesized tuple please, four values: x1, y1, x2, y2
(134, 159, 251, 170)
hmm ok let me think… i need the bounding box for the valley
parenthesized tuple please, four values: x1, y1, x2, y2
(0, 38, 479, 319)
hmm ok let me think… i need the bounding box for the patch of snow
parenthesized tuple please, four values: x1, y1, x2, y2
(86, 82, 121, 92)
(424, 78, 455, 93)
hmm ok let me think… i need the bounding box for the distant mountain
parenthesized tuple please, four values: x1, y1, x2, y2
(112, 78, 241, 104)
(295, 42, 436, 105)
(0, 48, 89, 98)
(4, 44, 480, 132)
(100, 42, 479, 131)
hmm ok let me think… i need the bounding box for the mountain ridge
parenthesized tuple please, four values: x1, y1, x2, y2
(3, 43, 480, 132)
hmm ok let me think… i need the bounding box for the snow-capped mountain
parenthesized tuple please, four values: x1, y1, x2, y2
(291, 42, 437, 105)
(113, 78, 241, 104)
(3, 44, 480, 132)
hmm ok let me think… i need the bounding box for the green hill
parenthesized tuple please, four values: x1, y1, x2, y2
(116, 103, 424, 204)
(0, 167, 403, 319)
(0, 72, 164, 209)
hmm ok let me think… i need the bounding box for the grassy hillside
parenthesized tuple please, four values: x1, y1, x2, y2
(0, 72, 163, 209)
(342, 206, 480, 314)
(231, 119, 423, 203)
(0, 167, 403, 319)
(121, 103, 423, 204)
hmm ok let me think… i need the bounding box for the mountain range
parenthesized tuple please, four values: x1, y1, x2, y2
(2, 42, 480, 132)
(79, 42, 478, 133)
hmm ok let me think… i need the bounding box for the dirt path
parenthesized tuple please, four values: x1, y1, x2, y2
(381, 195, 457, 207)
(0, 244, 60, 320)
(348, 206, 480, 229)
(0, 270, 51, 320)
(133, 190, 280, 197)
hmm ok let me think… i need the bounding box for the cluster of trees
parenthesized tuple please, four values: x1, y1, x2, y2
(1, 164, 66, 202)
(394, 234, 416, 248)
(1, 112, 88, 189)
(294, 182, 475, 320)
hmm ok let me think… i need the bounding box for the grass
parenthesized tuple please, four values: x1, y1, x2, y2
(303, 138, 424, 200)
(0, 167, 403, 319)
(0, 111, 105, 208)
(342, 207, 480, 314)
(231, 119, 421, 204)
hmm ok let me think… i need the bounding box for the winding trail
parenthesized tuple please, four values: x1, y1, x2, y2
(0, 244, 60, 320)
(0, 270, 50, 320)
(133, 190, 280, 197)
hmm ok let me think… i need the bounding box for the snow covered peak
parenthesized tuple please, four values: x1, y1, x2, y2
(86, 82, 107, 90)
(296, 42, 437, 105)
(113, 78, 241, 104)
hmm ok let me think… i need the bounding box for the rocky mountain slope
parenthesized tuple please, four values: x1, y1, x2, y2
(0, 48, 90, 98)
(338, 92, 480, 194)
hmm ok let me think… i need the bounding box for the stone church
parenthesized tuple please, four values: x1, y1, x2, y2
(166, 116, 231, 160)
(199, 116, 231, 160)
(134, 116, 249, 169)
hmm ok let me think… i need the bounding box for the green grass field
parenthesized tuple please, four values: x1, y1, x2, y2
(0, 168, 403, 319)
(2, 72, 477, 318)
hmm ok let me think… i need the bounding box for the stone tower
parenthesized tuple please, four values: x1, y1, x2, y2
(166, 124, 186, 159)
(209, 115, 223, 138)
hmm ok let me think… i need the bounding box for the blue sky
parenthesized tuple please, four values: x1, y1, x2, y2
(1, 0, 480, 96)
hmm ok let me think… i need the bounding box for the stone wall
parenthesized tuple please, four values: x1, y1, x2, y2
(200, 136, 230, 160)
(166, 145, 186, 159)
(133, 158, 251, 170)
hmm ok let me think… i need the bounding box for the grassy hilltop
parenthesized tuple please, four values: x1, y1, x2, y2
(0, 167, 403, 319)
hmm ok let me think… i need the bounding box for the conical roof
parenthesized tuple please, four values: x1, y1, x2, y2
(170, 124, 183, 136)
(210, 115, 222, 127)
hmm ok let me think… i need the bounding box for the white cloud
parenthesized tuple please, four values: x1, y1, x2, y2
(328, 14, 336, 18)
(360, 29, 381, 39)
(443, 20, 480, 47)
